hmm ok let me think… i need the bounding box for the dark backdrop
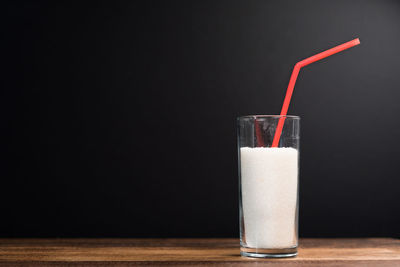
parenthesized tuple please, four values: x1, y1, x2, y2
(2, 0, 400, 238)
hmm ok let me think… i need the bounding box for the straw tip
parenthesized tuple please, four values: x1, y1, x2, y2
(354, 38, 360, 45)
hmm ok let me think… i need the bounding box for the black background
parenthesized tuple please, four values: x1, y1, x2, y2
(2, 0, 400, 238)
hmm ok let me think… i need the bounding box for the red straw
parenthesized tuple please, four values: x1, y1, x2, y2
(271, 38, 360, 147)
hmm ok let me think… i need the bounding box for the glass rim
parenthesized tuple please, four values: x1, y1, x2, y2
(237, 115, 300, 119)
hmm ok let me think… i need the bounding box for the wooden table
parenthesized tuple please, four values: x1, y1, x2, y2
(0, 238, 399, 266)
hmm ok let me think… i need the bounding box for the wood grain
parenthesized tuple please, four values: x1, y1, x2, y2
(0, 238, 399, 266)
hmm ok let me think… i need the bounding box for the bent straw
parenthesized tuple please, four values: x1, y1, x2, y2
(271, 38, 360, 147)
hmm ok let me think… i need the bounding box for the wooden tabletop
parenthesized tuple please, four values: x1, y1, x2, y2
(0, 238, 399, 266)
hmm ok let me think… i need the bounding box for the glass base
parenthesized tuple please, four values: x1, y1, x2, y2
(240, 247, 297, 258)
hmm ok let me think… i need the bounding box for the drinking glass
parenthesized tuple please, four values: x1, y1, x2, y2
(237, 115, 300, 258)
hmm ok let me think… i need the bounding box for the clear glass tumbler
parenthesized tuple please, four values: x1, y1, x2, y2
(237, 115, 300, 258)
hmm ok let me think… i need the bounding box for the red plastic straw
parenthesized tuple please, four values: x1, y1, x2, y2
(271, 38, 360, 147)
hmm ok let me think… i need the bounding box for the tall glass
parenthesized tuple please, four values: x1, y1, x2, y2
(237, 115, 300, 258)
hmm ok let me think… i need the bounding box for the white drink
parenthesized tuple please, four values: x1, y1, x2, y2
(240, 147, 298, 248)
